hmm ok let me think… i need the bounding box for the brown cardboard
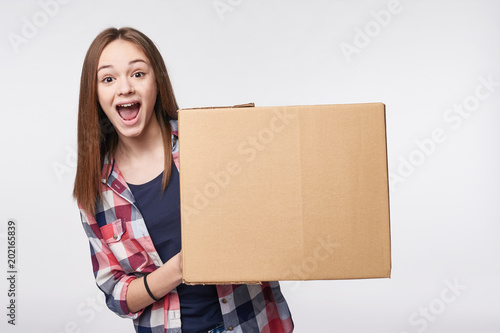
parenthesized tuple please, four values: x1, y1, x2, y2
(178, 103, 391, 284)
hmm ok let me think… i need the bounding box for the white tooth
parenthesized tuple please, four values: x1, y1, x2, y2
(120, 103, 136, 107)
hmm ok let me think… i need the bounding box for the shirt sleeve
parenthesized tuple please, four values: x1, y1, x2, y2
(79, 207, 145, 320)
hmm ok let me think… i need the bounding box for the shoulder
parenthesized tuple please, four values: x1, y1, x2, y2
(169, 119, 179, 154)
(169, 119, 178, 134)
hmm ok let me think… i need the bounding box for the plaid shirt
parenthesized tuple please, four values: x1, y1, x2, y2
(79, 120, 294, 333)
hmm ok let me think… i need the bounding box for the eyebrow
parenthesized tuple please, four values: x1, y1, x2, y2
(97, 59, 148, 72)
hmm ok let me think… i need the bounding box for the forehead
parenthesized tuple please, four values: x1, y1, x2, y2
(98, 39, 150, 67)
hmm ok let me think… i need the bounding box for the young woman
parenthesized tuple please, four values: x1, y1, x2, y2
(73, 27, 294, 333)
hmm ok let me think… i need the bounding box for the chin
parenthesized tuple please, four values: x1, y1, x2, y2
(118, 127, 143, 139)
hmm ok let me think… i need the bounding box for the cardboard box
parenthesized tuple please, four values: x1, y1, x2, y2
(178, 103, 391, 284)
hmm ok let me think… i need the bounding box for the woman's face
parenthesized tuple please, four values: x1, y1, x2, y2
(97, 39, 158, 140)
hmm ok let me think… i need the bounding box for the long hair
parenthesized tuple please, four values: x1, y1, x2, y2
(73, 27, 178, 214)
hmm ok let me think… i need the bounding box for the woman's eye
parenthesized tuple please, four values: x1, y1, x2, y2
(102, 77, 114, 83)
(133, 72, 145, 78)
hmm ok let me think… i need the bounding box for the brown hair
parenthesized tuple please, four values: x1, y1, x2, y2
(73, 27, 178, 214)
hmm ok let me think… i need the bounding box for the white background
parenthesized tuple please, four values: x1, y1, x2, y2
(1, 0, 499, 332)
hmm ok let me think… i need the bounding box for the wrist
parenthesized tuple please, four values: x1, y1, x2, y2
(143, 273, 162, 302)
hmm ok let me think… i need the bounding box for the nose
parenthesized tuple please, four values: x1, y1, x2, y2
(117, 77, 134, 95)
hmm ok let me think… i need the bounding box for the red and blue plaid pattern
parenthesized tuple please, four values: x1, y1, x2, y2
(79, 120, 294, 332)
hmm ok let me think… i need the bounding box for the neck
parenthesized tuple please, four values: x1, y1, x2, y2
(115, 115, 164, 163)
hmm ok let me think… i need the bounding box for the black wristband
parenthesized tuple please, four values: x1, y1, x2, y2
(143, 273, 162, 302)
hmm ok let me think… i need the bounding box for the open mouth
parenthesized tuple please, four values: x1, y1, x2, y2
(116, 102, 141, 121)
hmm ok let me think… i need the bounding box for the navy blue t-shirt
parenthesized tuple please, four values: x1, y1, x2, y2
(128, 164, 223, 333)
